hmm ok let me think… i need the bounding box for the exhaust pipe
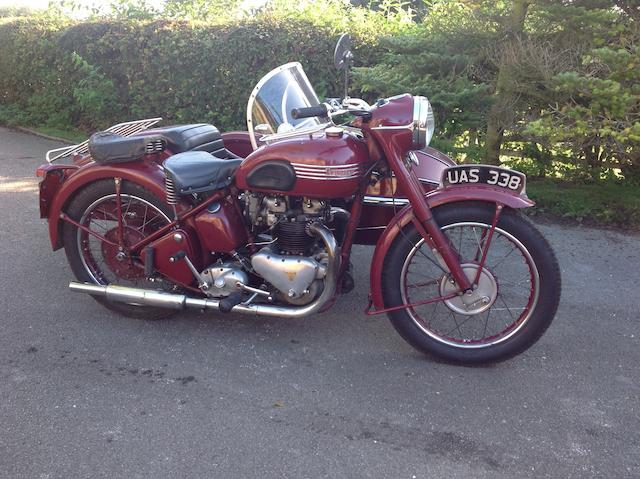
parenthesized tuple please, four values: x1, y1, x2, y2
(69, 222, 340, 319)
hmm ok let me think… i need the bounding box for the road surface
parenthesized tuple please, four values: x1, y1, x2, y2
(1, 127, 638, 478)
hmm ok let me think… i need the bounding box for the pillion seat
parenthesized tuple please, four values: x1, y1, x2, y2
(88, 131, 161, 164)
(88, 123, 241, 165)
(163, 151, 242, 195)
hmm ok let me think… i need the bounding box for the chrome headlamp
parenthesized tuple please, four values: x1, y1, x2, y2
(412, 96, 435, 149)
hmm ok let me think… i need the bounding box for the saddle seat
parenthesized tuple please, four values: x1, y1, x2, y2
(163, 152, 242, 195)
(140, 124, 239, 158)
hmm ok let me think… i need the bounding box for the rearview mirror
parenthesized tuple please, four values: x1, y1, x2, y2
(334, 34, 352, 70)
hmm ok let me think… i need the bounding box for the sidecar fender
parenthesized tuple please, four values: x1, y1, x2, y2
(221, 131, 256, 158)
(46, 161, 168, 250)
(368, 185, 534, 310)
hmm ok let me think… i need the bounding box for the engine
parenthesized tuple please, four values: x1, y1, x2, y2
(245, 194, 330, 251)
(195, 194, 343, 307)
(244, 193, 334, 305)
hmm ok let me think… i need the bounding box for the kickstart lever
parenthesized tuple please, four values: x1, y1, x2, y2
(169, 251, 209, 291)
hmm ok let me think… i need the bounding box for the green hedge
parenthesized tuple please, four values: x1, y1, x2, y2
(0, 17, 383, 132)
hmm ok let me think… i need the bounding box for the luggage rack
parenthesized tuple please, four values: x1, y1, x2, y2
(45, 117, 162, 163)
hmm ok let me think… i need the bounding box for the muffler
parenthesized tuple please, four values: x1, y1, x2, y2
(69, 222, 340, 319)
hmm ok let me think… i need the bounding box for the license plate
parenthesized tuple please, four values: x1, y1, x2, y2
(441, 165, 526, 194)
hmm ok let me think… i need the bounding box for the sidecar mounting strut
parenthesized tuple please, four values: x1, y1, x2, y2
(364, 293, 458, 316)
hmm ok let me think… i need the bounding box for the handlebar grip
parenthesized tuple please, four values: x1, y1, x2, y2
(290, 104, 328, 119)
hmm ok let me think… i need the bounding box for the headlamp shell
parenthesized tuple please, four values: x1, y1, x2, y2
(412, 96, 435, 149)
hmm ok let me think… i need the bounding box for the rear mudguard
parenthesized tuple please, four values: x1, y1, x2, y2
(368, 185, 534, 310)
(45, 161, 168, 250)
(37, 164, 79, 219)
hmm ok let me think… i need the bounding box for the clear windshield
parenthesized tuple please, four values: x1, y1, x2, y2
(247, 62, 323, 149)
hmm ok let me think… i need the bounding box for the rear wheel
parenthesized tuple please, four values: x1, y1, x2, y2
(62, 180, 177, 320)
(382, 202, 561, 363)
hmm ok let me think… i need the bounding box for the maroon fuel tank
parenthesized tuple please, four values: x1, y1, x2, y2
(235, 130, 373, 199)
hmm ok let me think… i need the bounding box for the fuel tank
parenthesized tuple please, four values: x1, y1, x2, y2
(235, 130, 372, 199)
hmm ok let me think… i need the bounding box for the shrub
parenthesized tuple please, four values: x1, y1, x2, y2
(0, 15, 390, 132)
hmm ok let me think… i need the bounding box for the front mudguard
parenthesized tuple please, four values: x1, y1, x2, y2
(44, 161, 168, 250)
(368, 185, 534, 311)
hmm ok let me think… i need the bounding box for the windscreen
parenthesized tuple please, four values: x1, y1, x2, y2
(247, 62, 322, 149)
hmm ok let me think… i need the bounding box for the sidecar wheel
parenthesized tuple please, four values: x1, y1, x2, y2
(381, 202, 561, 364)
(62, 180, 177, 320)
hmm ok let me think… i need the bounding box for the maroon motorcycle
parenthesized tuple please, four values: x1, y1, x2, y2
(37, 35, 560, 363)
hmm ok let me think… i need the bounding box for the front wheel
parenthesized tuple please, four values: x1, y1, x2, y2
(381, 202, 561, 364)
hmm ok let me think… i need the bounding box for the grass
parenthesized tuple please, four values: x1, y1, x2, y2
(30, 126, 87, 143)
(526, 179, 640, 229)
(0, 105, 87, 143)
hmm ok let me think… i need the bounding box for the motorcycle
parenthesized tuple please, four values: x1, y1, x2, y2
(37, 34, 560, 363)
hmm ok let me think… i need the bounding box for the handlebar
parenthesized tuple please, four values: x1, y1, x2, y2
(290, 104, 328, 120)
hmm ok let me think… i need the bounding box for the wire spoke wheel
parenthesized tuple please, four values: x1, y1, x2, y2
(401, 222, 538, 348)
(63, 180, 177, 320)
(382, 202, 561, 363)
(77, 194, 170, 287)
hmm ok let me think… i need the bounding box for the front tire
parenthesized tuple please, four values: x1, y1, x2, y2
(382, 202, 561, 364)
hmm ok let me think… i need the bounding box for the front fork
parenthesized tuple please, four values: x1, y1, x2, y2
(393, 159, 502, 292)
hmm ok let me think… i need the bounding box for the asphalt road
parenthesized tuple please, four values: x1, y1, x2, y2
(1, 126, 639, 478)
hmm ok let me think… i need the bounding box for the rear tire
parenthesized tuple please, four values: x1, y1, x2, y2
(62, 179, 177, 320)
(382, 202, 561, 364)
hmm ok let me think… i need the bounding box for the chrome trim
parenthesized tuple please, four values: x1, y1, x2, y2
(291, 162, 364, 180)
(342, 125, 364, 138)
(45, 117, 162, 163)
(293, 169, 361, 176)
(290, 162, 361, 170)
(420, 178, 441, 186)
(412, 96, 434, 149)
(355, 225, 387, 231)
(296, 175, 357, 181)
(69, 223, 341, 319)
(370, 123, 414, 131)
(259, 123, 331, 145)
(363, 195, 410, 206)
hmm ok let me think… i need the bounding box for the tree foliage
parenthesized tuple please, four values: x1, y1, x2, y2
(356, 0, 639, 181)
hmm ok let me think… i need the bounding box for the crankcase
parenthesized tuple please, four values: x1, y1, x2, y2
(251, 249, 326, 298)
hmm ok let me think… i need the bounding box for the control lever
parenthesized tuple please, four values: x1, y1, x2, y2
(170, 251, 209, 290)
(219, 292, 243, 313)
(342, 98, 370, 111)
